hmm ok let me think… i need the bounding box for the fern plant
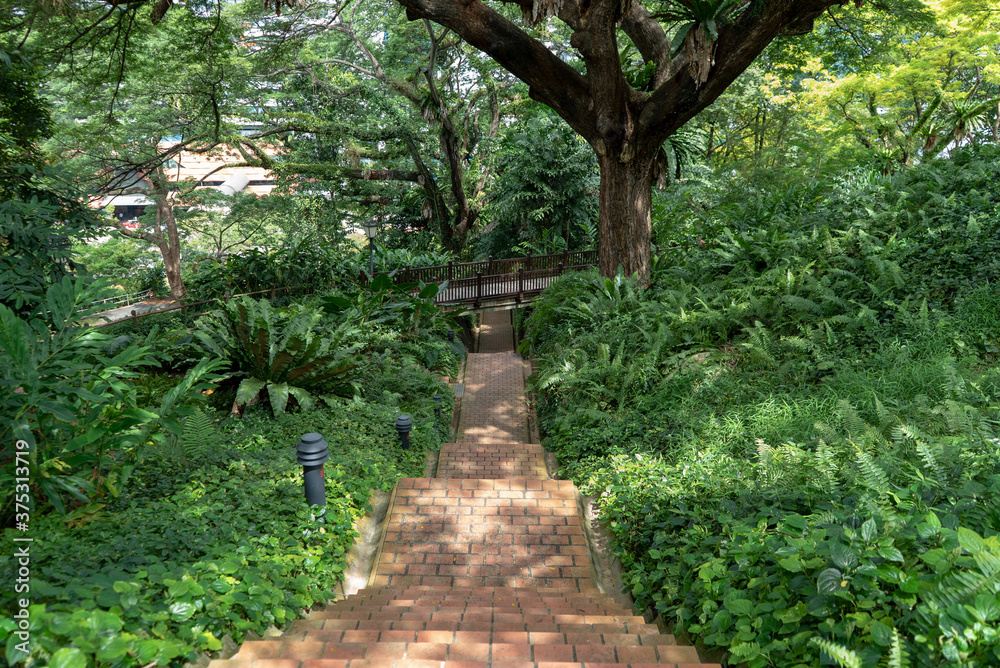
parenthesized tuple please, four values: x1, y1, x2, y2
(180, 407, 216, 458)
(196, 297, 360, 415)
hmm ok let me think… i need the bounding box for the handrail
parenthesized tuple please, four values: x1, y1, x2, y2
(391, 249, 598, 286)
(82, 288, 153, 311)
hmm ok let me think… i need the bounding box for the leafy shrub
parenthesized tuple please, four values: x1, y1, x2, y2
(952, 283, 1000, 356)
(0, 450, 360, 666)
(476, 112, 598, 260)
(0, 278, 224, 520)
(0, 50, 99, 316)
(184, 237, 356, 304)
(525, 154, 1000, 665)
(196, 297, 360, 414)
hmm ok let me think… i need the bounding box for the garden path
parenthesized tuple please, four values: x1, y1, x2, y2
(209, 310, 718, 668)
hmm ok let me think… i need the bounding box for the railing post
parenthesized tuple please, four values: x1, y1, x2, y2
(563, 248, 569, 268)
(405, 265, 411, 283)
(517, 267, 524, 303)
(448, 261, 453, 282)
(131, 309, 138, 325)
(526, 253, 532, 272)
(475, 270, 483, 308)
(488, 256, 493, 276)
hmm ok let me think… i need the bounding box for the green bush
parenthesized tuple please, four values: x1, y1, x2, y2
(196, 297, 360, 414)
(0, 278, 224, 520)
(525, 151, 1000, 666)
(0, 451, 358, 666)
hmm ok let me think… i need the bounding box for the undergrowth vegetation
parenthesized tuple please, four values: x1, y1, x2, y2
(524, 147, 1000, 667)
(0, 274, 459, 667)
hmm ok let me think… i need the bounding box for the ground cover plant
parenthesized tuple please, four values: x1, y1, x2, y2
(524, 147, 1000, 667)
(0, 274, 458, 667)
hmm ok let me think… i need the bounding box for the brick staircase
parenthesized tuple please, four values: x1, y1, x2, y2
(209, 311, 717, 668)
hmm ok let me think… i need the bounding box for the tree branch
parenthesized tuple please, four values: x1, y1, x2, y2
(394, 0, 595, 138)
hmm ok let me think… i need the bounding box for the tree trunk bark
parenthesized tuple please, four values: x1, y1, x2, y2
(596, 153, 654, 281)
(154, 198, 186, 299)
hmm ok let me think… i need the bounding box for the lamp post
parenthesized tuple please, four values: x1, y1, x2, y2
(362, 220, 379, 276)
(296, 433, 329, 509)
(395, 414, 413, 450)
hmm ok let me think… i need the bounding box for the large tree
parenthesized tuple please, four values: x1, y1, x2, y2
(239, 6, 518, 253)
(388, 0, 849, 278)
(8, 0, 855, 278)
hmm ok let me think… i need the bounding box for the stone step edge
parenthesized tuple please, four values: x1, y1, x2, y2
(230, 639, 706, 663)
(325, 604, 635, 615)
(303, 613, 648, 625)
(211, 661, 720, 668)
(287, 620, 662, 635)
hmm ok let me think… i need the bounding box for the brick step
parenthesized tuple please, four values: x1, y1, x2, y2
(212, 662, 719, 668)
(394, 478, 574, 491)
(226, 639, 707, 664)
(329, 600, 634, 615)
(285, 625, 667, 645)
(338, 589, 629, 611)
(331, 597, 634, 611)
(350, 586, 606, 598)
(213, 662, 719, 668)
(305, 610, 648, 626)
(287, 618, 660, 635)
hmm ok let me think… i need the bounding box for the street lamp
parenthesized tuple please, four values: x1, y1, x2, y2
(362, 220, 380, 276)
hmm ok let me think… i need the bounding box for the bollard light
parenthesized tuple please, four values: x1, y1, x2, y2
(395, 414, 413, 450)
(447, 329, 455, 343)
(296, 433, 329, 508)
(433, 395, 443, 418)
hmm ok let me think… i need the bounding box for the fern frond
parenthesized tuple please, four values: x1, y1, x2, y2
(181, 407, 215, 458)
(809, 637, 862, 668)
(887, 628, 910, 668)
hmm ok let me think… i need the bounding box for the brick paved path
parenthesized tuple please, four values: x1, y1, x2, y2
(211, 310, 717, 668)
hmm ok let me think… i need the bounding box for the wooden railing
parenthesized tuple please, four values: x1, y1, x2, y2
(384, 250, 598, 308)
(393, 249, 597, 287)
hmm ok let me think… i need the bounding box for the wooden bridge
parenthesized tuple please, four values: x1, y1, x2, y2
(391, 250, 597, 310)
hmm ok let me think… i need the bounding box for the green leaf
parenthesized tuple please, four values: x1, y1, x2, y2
(236, 377, 265, 406)
(957, 527, 985, 553)
(831, 542, 858, 571)
(727, 599, 752, 617)
(6, 635, 29, 666)
(48, 648, 88, 668)
(779, 556, 803, 572)
(267, 381, 290, 415)
(870, 619, 893, 646)
(168, 601, 195, 622)
(861, 518, 877, 543)
(878, 546, 905, 562)
(97, 635, 129, 661)
(371, 273, 393, 292)
(817, 568, 845, 593)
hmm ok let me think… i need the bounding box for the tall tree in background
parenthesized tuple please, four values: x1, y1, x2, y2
(392, 0, 850, 279)
(231, 2, 517, 253)
(39, 1, 247, 298)
(800, 0, 1000, 169)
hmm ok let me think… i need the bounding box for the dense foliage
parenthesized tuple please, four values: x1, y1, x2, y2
(0, 50, 98, 315)
(524, 147, 1000, 667)
(0, 270, 458, 666)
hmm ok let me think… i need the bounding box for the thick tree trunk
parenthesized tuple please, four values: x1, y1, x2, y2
(596, 154, 654, 280)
